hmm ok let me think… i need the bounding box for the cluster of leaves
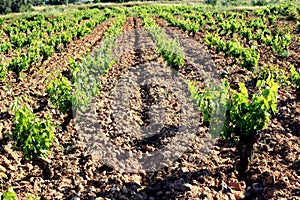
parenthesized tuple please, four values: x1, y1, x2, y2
(254, 64, 289, 86)
(224, 78, 278, 141)
(267, 3, 300, 20)
(8, 52, 31, 77)
(0, 61, 7, 81)
(189, 78, 278, 143)
(1, 187, 17, 200)
(158, 10, 276, 70)
(205, 33, 260, 70)
(10, 98, 55, 160)
(189, 80, 229, 137)
(270, 34, 291, 57)
(143, 15, 185, 68)
(217, 18, 246, 36)
(0, 41, 12, 53)
(160, 13, 200, 35)
(47, 74, 73, 114)
(290, 65, 300, 89)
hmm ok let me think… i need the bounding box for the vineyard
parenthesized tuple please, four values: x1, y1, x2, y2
(0, 2, 300, 200)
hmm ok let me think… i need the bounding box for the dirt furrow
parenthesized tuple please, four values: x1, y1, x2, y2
(155, 16, 300, 199)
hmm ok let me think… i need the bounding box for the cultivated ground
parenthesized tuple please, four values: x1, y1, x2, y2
(0, 4, 299, 200)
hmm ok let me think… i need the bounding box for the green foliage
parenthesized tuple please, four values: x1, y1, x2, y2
(271, 34, 292, 55)
(240, 47, 260, 70)
(2, 8, 108, 79)
(10, 99, 55, 160)
(8, 52, 31, 76)
(48, 74, 73, 114)
(72, 14, 126, 111)
(0, 62, 7, 80)
(2, 187, 17, 200)
(254, 64, 289, 86)
(205, 0, 218, 6)
(205, 33, 260, 70)
(143, 16, 185, 68)
(0, 0, 33, 14)
(191, 78, 278, 143)
(68, 57, 80, 84)
(40, 44, 54, 59)
(11, 33, 28, 48)
(160, 13, 199, 34)
(290, 65, 300, 88)
(224, 78, 278, 140)
(0, 42, 12, 53)
(252, 0, 270, 6)
(189, 80, 229, 123)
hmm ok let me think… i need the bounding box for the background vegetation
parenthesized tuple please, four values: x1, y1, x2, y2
(0, 0, 299, 14)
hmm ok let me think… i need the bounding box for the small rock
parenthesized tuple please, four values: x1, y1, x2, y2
(156, 191, 163, 196)
(71, 196, 80, 200)
(122, 186, 128, 194)
(234, 191, 245, 200)
(286, 132, 293, 138)
(136, 194, 144, 200)
(0, 165, 6, 173)
(111, 186, 117, 192)
(264, 188, 275, 198)
(181, 167, 189, 173)
(118, 195, 129, 200)
(25, 163, 33, 171)
(282, 176, 289, 184)
(145, 146, 155, 152)
(227, 180, 246, 191)
(183, 183, 193, 190)
(90, 186, 96, 193)
(77, 183, 84, 192)
(264, 175, 275, 187)
(227, 193, 236, 200)
(252, 183, 263, 192)
(220, 181, 228, 189)
(138, 169, 146, 175)
(216, 191, 227, 199)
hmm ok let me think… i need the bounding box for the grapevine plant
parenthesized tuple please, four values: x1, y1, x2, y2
(10, 98, 55, 160)
(143, 15, 185, 68)
(189, 78, 279, 143)
(189, 80, 229, 137)
(0, 62, 7, 80)
(48, 14, 127, 113)
(47, 74, 73, 115)
(224, 78, 278, 141)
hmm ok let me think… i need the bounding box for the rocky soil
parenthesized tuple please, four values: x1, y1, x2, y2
(0, 16, 299, 200)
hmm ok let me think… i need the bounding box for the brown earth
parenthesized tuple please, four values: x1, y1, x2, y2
(0, 16, 299, 200)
